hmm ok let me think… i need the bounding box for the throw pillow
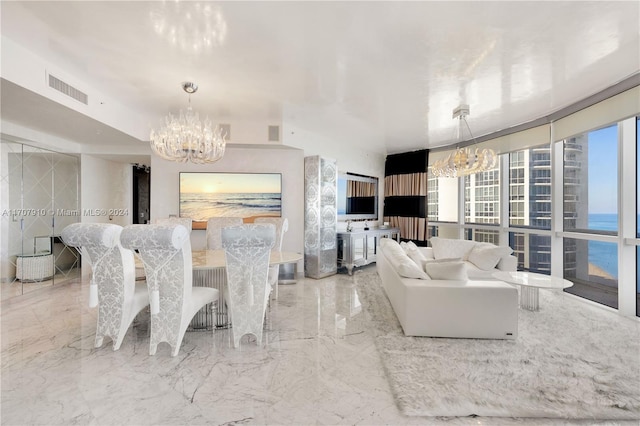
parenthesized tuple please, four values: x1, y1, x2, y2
(404, 240, 427, 268)
(405, 240, 419, 251)
(429, 237, 477, 260)
(424, 261, 468, 281)
(468, 245, 513, 270)
(381, 240, 430, 280)
(379, 237, 398, 250)
(396, 257, 431, 280)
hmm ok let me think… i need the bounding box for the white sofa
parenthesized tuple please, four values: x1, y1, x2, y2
(424, 237, 518, 279)
(376, 238, 518, 340)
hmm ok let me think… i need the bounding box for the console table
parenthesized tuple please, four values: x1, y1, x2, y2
(337, 227, 400, 275)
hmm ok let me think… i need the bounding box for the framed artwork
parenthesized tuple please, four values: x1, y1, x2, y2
(179, 172, 282, 222)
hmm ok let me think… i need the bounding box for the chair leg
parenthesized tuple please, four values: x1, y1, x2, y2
(264, 301, 270, 331)
(95, 335, 104, 348)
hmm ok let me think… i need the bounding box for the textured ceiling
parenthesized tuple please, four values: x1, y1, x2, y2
(1, 1, 638, 154)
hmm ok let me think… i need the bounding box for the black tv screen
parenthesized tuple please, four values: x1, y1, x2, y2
(347, 196, 376, 215)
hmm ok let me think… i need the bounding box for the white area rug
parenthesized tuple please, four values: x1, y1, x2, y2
(354, 270, 640, 420)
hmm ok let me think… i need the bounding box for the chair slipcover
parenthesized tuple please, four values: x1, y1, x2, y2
(254, 217, 289, 299)
(120, 224, 218, 356)
(61, 223, 149, 351)
(206, 217, 243, 249)
(222, 224, 275, 348)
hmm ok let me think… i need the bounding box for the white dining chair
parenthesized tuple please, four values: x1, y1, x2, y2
(254, 217, 289, 299)
(206, 217, 243, 249)
(61, 223, 149, 351)
(154, 217, 193, 233)
(222, 224, 275, 348)
(120, 224, 218, 356)
(146, 218, 193, 281)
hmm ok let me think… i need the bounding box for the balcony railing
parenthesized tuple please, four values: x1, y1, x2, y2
(563, 160, 582, 168)
(564, 142, 583, 151)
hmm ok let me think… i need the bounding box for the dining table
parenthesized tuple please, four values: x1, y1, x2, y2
(193, 249, 303, 329)
(136, 249, 303, 329)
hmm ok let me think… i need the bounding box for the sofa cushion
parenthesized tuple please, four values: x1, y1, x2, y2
(468, 244, 513, 270)
(424, 261, 468, 281)
(380, 238, 430, 280)
(430, 237, 477, 260)
(424, 257, 462, 264)
(465, 261, 500, 279)
(422, 257, 460, 270)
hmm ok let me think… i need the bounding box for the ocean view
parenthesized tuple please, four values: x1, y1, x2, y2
(180, 192, 281, 221)
(588, 213, 618, 279)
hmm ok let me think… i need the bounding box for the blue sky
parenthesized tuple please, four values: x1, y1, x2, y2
(180, 172, 281, 194)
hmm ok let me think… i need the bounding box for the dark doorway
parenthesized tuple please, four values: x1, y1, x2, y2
(133, 164, 150, 224)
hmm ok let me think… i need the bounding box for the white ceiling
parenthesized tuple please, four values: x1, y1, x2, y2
(1, 1, 639, 154)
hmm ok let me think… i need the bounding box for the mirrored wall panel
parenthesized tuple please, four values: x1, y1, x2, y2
(0, 141, 79, 299)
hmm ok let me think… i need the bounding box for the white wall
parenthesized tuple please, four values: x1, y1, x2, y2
(80, 154, 132, 226)
(150, 145, 305, 270)
(281, 103, 387, 231)
(2, 36, 153, 141)
(1, 120, 83, 154)
(79, 154, 132, 275)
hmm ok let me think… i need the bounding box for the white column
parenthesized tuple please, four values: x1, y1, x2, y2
(500, 154, 510, 247)
(619, 117, 637, 317)
(550, 134, 564, 278)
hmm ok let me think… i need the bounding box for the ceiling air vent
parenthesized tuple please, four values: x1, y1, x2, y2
(47, 73, 88, 105)
(268, 125, 280, 142)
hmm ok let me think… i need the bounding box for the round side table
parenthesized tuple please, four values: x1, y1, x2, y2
(492, 271, 573, 311)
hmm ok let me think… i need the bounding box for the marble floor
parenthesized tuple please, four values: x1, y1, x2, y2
(1, 268, 81, 301)
(1, 266, 635, 425)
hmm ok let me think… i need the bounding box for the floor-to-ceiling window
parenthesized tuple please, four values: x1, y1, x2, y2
(508, 145, 552, 274)
(464, 165, 500, 243)
(562, 125, 618, 309)
(637, 117, 640, 317)
(426, 84, 638, 316)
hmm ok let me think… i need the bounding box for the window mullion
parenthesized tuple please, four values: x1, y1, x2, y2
(619, 117, 637, 316)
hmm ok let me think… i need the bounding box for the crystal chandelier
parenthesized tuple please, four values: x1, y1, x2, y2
(150, 82, 226, 164)
(431, 105, 497, 178)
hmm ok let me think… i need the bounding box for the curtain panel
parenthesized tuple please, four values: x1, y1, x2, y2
(347, 180, 376, 197)
(384, 149, 429, 245)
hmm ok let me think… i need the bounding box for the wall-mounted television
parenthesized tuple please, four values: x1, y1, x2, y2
(179, 172, 282, 222)
(337, 172, 378, 221)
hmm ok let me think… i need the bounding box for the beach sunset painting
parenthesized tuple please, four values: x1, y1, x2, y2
(179, 172, 281, 221)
